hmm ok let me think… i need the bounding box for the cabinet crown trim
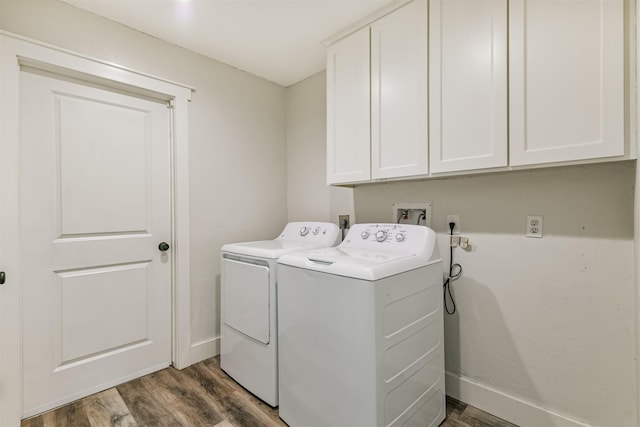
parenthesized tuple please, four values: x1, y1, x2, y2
(321, 0, 414, 47)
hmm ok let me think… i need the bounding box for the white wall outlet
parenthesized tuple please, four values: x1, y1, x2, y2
(449, 234, 470, 249)
(446, 215, 460, 234)
(392, 203, 432, 227)
(527, 215, 543, 238)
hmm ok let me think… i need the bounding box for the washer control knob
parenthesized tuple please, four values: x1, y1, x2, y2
(361, 231, 370, 239)
(300, 226, 309, 236)
(375, 230, 388, 242)
(312, 227, 320, 235)
(395, 233, 406, 242)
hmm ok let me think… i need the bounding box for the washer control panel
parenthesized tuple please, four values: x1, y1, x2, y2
(356, 224, 407, 244)
(342, 223, 432, 255)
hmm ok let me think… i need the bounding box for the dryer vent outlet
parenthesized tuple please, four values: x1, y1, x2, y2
(338, 215, 350, 229)
(392, 203, 433, 227)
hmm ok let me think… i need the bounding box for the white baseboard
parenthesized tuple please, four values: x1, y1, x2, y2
(190, 336, 220, 365)
(445, 371, 592, 427)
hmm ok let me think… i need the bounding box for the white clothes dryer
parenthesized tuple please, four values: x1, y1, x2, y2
(220, 222, 340, 407)
(277, 223, 445, 427)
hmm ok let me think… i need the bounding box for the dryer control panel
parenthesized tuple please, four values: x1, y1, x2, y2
(278, 221, 341, 246)
(223, 221, 341, 259)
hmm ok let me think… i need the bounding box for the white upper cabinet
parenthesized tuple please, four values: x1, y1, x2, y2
(509, 0, 624, 166)
(429, 0, 508, 174)
(326, 0, 628, 185)
(326, 27, 371, 185)
(326, 0, 428, 185)
(371, 0, 428, 179)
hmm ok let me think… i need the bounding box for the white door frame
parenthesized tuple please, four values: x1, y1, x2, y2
(0, 32, 193, 427)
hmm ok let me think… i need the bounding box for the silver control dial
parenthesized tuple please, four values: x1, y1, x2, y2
(300, 226, 309, 236)
(312, 227, 320, 235)
(375, 230, 388, 242)
(395, 233, 406, 242)
(361, 231, 370, 239)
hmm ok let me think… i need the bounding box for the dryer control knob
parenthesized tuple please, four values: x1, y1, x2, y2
(375, 230, 388, 242)
(312, 227, 320, 235)
(300, 226, 310, 236)
(395, 233, 405, 242)
(361, 231, 370, 239)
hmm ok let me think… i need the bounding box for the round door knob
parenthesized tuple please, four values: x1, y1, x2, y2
(158, 242, 170, 252)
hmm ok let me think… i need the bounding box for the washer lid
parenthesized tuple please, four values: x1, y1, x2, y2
(278, 247, 439, 281)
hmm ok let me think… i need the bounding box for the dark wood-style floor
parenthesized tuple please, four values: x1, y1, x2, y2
(22, 357, 517, 427)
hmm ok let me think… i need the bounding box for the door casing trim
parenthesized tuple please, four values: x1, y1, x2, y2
(0, 31, 193, 426)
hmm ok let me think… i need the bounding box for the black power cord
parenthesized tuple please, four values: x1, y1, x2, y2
(417, 211, 426, 225)
(444, 222, 462, 315)
(340, 218, 349, 241)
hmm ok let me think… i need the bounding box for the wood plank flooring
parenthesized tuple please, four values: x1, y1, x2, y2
(22, 357, 517, 427)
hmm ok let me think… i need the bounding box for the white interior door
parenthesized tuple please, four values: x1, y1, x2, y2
(20, 68, 172, 417)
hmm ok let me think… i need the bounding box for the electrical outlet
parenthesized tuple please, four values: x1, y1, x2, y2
(449, 235, 470, 248)
(338, 215, 350, 229)
(392, 203, 432, 227)
(446, 215, 460, 234)
(527, 215, 543, 238)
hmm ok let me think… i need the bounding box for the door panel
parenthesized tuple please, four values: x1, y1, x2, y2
(58, 95, 149, 234)
(509, 0, 624, 165)
(371, 0, 428, 179)
(326, 27, 371, 184)
(223, 258, 270, 344)
(57, 263, 150, 363)
(429, 0, 508, 173)
(20, 68, 172, 417)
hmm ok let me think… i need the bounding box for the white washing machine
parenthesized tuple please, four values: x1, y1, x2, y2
(277, 223, 445, 427)
(220, 221, 340, 407)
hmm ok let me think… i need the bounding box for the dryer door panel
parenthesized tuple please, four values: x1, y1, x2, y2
(223, 258, 270, 344)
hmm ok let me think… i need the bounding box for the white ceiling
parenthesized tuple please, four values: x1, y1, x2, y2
(61, 0, 395, 87)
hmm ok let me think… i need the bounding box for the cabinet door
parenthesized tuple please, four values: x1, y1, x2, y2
(371, 0, 428, 180)
(429, 0, 507, 173)
(326, 27, 371, 185)
(509, 0, 624, 166)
